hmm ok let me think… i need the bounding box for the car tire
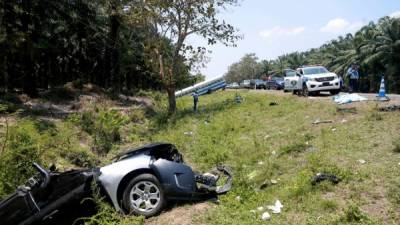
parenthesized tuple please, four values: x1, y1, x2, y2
(122, 173, 166, 218)
(302, 84, 309, 97)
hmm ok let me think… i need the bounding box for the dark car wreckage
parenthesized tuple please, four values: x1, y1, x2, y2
(0, 143, 232, 225)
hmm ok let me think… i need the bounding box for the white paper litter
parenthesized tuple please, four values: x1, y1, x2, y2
(261, 212, 271, 220)
(358, 159, 366, 164)
(332, 93, 368, 104)
(267, 200, 283, 214)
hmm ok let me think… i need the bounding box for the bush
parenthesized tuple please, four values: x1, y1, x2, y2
(0, 120, 46, 197)
(69, 107, 129, 155)
(79, 184, 144, 225)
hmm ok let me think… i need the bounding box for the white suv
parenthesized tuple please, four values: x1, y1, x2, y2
(284, 66, 340, 96)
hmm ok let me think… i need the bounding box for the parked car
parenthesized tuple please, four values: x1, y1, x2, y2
(266, 76, 284, 90)
(283, 66, 340, 96)
(226, 82, 240, 89)
(240, 80, 251, 89)
(250, 79, 267, 89)
(0, 143, 232, 225)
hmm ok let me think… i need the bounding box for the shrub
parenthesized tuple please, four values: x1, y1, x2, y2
(0, 120, 46, 197)
(69, 107, 129, 155)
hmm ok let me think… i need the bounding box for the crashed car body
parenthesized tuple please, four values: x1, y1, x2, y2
(0, 143, 232, 224)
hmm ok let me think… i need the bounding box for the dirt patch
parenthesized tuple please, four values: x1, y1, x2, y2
(145, 202, 212, 225)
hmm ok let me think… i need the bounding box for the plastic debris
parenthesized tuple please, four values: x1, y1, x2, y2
(269, 102, 278, 106)
(332, 128, 337, 132)
(247, 171, 258, 180)
(378, 104, 400, 112)
(261, 212, 271, 220)
(341, 119, 348, 123)
(312, 119, 333, 125)
(311, 173, 341, 185)
(236, 196, 241, 201)
(267, 200, 283, 214)
(183, 131, 193, 136)
(271, 179, 278, 184)
(257, 206, 264, 211)
(358, 159, 366, 164)
(258, 161, 264, 165)
(271, 151, 276, 155)
(332, 93, 368, 104)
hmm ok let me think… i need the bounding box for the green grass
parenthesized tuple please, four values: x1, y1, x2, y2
(1, 90, 400, 224)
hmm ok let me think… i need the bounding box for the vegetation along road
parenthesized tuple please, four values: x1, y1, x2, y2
(1, 88, 400, 225)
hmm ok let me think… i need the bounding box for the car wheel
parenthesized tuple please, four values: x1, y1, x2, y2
(302, 84, 309, 97)
(122, 174, 165, 217)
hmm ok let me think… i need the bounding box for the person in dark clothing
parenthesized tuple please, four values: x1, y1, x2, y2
(192, 92, 199, 111)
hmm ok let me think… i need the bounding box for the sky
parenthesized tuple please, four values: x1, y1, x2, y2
(189, 0, 400, 79)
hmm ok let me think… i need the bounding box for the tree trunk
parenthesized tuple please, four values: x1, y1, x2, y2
(21, 0, 37, 97)
(167, 86, 176, 113)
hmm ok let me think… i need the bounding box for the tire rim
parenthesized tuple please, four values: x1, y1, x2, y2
(129, 181, 160, 213)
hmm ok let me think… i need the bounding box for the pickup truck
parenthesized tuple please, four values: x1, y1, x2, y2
(283, 66, 340, 96)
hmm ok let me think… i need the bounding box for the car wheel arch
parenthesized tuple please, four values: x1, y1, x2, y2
(116, 168, 161, 211)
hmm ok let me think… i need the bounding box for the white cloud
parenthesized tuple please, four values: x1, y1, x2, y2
(320, 18, 364, 33)
(259, 26, 306, 38)
(390, 11, 400, 18)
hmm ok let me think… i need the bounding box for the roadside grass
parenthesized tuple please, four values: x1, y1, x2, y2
(1, 90, 400, 224)
(147, 91, 400, 225)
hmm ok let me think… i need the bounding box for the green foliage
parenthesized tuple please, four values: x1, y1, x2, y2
(0, 120, 46, 196)
(279, 142, 308, 155)
(70, 107, 129, 155)
(80, 183, 144, 225)
(341, 203, 371, 223)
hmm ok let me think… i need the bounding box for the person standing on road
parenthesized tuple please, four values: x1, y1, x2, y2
(192, 92, 199, 112)
(346, 63, 359, 93)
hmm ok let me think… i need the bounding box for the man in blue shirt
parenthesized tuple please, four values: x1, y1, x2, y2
(346, 63, 359, 93)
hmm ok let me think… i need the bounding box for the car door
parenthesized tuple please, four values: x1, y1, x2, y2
(284, 69, 301, 90)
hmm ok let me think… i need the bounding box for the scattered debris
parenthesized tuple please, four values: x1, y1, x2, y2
(257, 161, 264, 165)
(235, 93, 243, 103)
(311, 173, 341, 185)
(378, 104, 400, 112)
(261, 212, 271, 220)
(247, 171, 258, 180)
(312, 119, 333, 125)
(358, 159, 366, 164)
(267, 200, 283, 214)
(257, 206, 264, 211)
(332, 93, 368, 104)
(341, 119, 348, 123)
(235, 196, 242, 201)
(183, 131, 193, 136)
(270, 179, 278, 184)
(269, 102, 278, 106)
(306, 146, 317, 152)
(337, 107, 357, 114)
(264, 135, 270, 139)
(332, 128, 337, 132)
(271, 151, 276, 155)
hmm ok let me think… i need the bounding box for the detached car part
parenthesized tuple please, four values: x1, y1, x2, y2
(0, 143, 232, 224)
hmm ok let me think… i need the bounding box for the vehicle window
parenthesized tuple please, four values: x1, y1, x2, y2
(285, 71, 296, 77)
(303, 67, 328, 75)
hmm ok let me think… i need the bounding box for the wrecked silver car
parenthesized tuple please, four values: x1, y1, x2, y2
(0, 143, 232, 224)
